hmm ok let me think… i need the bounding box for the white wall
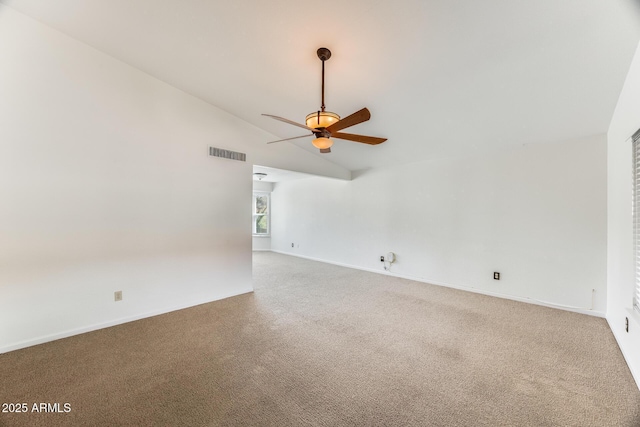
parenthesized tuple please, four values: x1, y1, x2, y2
(252, 237, 271, 251)
(272, 135, 607, 315)
(252, 181, 273, 251)
(607, 41, 640, 388)
(253, 181, 275, 193)
(0, 5, 347, 353)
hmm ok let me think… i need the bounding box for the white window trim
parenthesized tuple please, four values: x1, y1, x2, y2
(632, 129, 640, 313)
(253, 192, 270, 237)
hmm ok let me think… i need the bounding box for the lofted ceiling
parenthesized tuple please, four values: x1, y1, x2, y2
(2, 0, 640, 172)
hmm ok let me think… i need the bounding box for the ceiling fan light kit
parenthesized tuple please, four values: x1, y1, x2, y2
(305, 111, 340, 129)
(253, 172, 267, 180)
(311, 137, 333, 150)
(262, 47, 386, 153)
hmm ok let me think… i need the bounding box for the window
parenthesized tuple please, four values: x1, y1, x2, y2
(253, 192, 270, 236)
(633, 129, 640, 312)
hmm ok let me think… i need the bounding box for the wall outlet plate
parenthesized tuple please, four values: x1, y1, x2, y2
(380, 256, 385, 262)
(493, 272, 500, 280)
(114, 291, 123, 301)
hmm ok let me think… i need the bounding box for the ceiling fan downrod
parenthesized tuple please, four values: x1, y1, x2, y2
(317, 47, 331, 113)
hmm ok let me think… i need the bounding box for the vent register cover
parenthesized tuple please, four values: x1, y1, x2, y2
(209, 146, 246, 162)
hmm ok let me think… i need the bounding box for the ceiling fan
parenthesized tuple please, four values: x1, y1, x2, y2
(262, 47, 387, 154)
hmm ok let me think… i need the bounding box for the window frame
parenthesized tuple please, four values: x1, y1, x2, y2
(252, 192, 270, 237)
(632, 129, 640, 313)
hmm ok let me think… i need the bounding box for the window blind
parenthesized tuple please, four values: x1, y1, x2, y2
(633, 129, 640, 312)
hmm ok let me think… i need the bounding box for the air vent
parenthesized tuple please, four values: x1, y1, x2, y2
(209, 146, 246, 162)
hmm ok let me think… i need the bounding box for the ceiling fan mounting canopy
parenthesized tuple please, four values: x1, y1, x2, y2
(317, 47, 332, 61)
(262, 47, 387, 153)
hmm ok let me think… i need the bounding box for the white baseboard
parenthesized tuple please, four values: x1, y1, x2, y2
(606, 316, 640, 391)
(252, 249, 271, 251)
(0, 288, 253, 354)
(270, 250, 605, 318)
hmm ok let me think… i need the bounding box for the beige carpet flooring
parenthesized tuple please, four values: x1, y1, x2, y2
(1, 251, 639, 426)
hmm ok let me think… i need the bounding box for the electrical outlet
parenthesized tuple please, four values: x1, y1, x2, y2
(493, 272, 500, 280)
(626, 317, 629, 333)
(291, 243, 294, 247)
(114, 291, 123, 302)
(380, 256, 385, 262)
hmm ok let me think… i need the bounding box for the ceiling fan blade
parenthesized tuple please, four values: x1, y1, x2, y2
(266, 134, 312, 144)
(331, 132, 387, 145)
(262, 114, 319, 133)
(325, 108, 371, 133)
(320, 148, 331, 154)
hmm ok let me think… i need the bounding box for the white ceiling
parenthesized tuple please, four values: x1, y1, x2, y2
(3, 0, 640, 172)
